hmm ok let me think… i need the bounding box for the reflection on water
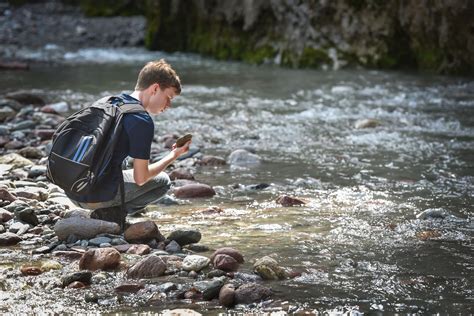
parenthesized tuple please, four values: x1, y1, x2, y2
(1, 47, 473, 313)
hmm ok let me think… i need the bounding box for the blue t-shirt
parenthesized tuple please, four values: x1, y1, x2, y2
(70, 93, 154, 203)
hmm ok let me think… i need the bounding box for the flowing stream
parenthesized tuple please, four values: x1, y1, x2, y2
(1, 47, 473, 314)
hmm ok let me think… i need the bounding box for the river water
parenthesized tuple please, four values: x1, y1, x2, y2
(1, 47, 473, 314)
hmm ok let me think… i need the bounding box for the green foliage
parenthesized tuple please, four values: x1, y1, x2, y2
(413, 45, 444, 70)
(299, 47, 331, 68)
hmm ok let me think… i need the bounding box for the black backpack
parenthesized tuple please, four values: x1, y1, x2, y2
(46, 95, 145, 220)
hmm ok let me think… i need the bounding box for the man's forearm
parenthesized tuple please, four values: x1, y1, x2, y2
(147, 151, 178, 181)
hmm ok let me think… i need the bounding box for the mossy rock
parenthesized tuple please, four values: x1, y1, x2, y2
(299, 47, 332, 68)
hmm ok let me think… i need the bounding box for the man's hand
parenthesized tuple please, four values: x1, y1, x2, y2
(133, 140, 192, 186)
(171, 140, 191, 158)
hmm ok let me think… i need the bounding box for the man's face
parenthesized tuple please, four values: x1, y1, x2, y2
(148, 84, 177, 114)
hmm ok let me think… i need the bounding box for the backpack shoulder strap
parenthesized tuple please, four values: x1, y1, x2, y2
(119, 103, 146, 114)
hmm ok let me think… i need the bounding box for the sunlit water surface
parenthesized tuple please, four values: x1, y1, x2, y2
(1, 47, 473, 314)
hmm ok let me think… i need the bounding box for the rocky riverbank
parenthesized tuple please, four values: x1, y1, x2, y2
(2, 0, 473, 75)
(0, 1, 145, 65)
(0, 90, 311, 313)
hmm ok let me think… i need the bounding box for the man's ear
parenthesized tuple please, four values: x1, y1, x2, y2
(154, 83, 161, 94)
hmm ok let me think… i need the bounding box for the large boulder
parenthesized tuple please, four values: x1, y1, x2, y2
(234, 283, 272, 304)
(79, 248, 121, 271)
(127, 255, 167, 279)
(124, 221, 164, 243)
(167, 229, 201, 246)
(54, 217, 121, 241)
(174, 183, 216, 198)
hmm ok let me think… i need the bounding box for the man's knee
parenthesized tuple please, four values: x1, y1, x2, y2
(151, 172, 171, 191)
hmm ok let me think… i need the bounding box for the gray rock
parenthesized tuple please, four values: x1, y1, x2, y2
(416, 208, 450, 220)
(354, 118, 381, 129)
(182, 255, 210, 272)
(54, 217, 121, 241)
(89, 237, 112, 246)
(66, 234, 79, 244)
(0, 106, 16, 121)
(228, 149, 261, 167)
(63, 209, 90, 219)
(253, 256, 288, 280)
(165, 240, 181, 253)
(16, 208, 39, 226)
(111, 238, 128, 245)
(193, 277, 226, 300)
(11, 120, 36, 131)
(27, 165, 47, 178)
(234, 283, 272, 304)
(158, 282, 177, 293)
(167, 229, 202, 246)
(9, 221, 30, 235)
(155, 195, 180, 205)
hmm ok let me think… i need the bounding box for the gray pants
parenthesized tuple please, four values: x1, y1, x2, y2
(73, 170, 171, 214)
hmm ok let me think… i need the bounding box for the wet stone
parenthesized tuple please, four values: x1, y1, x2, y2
(127, 255, 166, 279)
(68, 281, 87, 289)
(158, 282, 177, 293)
(167, 229, 201, 246)
(185, 244, 210, 253)
(173, 183, 216, 199)
(182, 255, 210, 272)
(88, 237, 112, 246)
(126, 244, 151, 255)
(165, 240, 181, 253)
(16, 208, 39, 226)
(79, 248, 121, 271)
(124, 221, 164, 243)
(0, 188, 16, 202)
(115, 282, 145, 293)
(169, 168, 195, 181)
(234, 282, 272, 304)
(62, 271, 92, 287)
(219, 283, 235, 307)
(193, 277, 226, 300)
(28, 165, 47, 178)
(11, 120, 36, 131)
(276, 195, 306, 207)
(84, 292, 99, 303)
(213, 254, 240, 272)
(20, 266, 43, 276)
(19, 147, 44, 159)
(200, 155, 227, 166)
(32, 246, 52, 254)
(253, 256, 288, 280)
(0, 209, 13, 223)
(211, 247, 244, 264)
(9, 222, 30, 235)
(228, 149, 261, 167)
